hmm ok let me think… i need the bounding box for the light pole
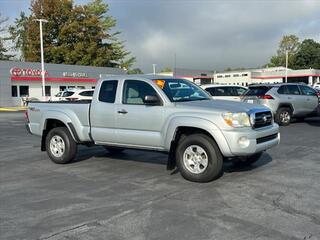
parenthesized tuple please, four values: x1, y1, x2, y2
(152, 64, 156, 75)
(285, 50, 288, 83)
(33, 19, 48, 98)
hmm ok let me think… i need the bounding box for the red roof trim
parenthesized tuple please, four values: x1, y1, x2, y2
(252, 74, 320, 79)
(11, 76, 97, 83)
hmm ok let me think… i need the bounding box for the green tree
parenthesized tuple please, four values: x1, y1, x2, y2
(292, 39, 320, 69)
(127, 68, 143, 74)
(268, 35, 300, 67)
(160, 67, 172, 73)
(0, 13, 14, 60)
(10, 0, 135, 68)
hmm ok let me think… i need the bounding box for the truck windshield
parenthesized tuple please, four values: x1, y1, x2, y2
(153, 79, 210, 102)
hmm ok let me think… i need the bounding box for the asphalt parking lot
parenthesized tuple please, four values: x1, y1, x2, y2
(1, 112, 320, 240)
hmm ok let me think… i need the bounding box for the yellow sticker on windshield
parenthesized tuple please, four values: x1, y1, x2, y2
(153, 80, 165, 89)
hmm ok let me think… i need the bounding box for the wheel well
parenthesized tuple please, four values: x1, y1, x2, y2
(167, 126, 218, 170)
(173, 126, 216, 144)
(278, 104, 294, 113)
(41, 119, 67, 151)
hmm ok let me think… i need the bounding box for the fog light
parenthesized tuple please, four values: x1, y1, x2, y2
(238, 136, 250, 148)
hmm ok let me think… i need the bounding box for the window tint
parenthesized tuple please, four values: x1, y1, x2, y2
(244, 86, 271, 96)
(99, 80, 118, 103)
(123, 80, 158, 105)
(214, 87, 235, 96)
(286, 85, 300, 95)
(234, 87, 246, 96)
(79, 90, 94, 96)
(12, 86, 18, 97)
(205, 87, 216, 96)
(277, 85, 289, 94)
(63, 91, 74, 97)
(300, 85, 316, 96)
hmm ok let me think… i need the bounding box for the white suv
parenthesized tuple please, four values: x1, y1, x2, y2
(313, 82, 320, 90)
(201, 84, 247, 101)
(50, 89, 94, 101)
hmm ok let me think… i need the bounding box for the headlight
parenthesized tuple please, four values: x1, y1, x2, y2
(222, 112, 251, 128)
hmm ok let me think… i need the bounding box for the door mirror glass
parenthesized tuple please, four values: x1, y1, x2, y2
(143, 95, 160, 105)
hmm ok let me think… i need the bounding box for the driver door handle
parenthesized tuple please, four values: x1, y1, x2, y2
(117, 109, 128, 114)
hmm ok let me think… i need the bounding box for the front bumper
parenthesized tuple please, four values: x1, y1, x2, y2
(221, 124, 280, 157)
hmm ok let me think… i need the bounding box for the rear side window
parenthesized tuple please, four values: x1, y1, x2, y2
(99, 80, 118, 103)
(63, 91, 74, 97)
(277, 86, 289, 94)
(244, 86, 271, 96)
(286, 85, 301, 95)
(233, 87, 247, 96)
(79, 90, 94, 96)
(214, 87, 234, 96)
(205, 87, 216, 96)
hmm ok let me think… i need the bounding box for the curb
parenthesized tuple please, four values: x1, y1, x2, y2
(0, 107, 27, 112)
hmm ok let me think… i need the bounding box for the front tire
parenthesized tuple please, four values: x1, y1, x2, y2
(275, 107, 292, 126)
(175, 134, 223, 182)
(46, 127, 77, 164)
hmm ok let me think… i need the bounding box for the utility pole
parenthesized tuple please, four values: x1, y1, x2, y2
(33, 19, 48, 98)
(285, 50, 288, 83)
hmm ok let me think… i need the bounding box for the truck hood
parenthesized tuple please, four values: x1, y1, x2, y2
(175, 99, 269, 113)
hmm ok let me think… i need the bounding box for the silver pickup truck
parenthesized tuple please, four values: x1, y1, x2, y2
(26, 75, 280, 182)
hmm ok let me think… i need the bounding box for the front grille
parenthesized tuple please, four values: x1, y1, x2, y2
(256, 133, 278, 144)
(253, 111, 272, 128)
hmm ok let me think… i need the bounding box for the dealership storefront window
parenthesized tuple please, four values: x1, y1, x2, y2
(19, 86, 29, 97)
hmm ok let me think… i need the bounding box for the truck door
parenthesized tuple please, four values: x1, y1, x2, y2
(115, 79, 164, 148)
(90, 80, 118, 143)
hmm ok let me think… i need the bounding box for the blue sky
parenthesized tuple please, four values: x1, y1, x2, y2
(1, 0, 320, 72)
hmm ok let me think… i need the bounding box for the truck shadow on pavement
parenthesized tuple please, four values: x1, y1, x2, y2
(74, 145, 273, 175)
(223, 153, 273, 173)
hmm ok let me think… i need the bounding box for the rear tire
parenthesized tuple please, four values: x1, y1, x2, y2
(275, 107, 292, 126)
(46, 127, 77, 164)
(175, 134, 223, 183)
(104, 146, 125, 154)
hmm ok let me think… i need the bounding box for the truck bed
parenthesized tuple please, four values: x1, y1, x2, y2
(27, 101, 92, 142)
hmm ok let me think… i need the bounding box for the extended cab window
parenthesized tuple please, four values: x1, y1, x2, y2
(99, 80, 118, 103)
(123, 80, 158, 105)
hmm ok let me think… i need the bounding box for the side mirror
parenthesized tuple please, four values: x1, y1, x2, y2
(143, 95, 160, 105)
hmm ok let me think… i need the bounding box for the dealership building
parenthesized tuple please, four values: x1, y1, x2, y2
(213, 67, 320, 86)
(0, 60, 125, 106)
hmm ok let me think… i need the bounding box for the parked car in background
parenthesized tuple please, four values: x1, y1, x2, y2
(201, 85, 247, 101)
(242, 83, 319, 126)
(64, 89, 94, 101)
(313, 82, 320, 90)
(50, 89, 94, 101)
